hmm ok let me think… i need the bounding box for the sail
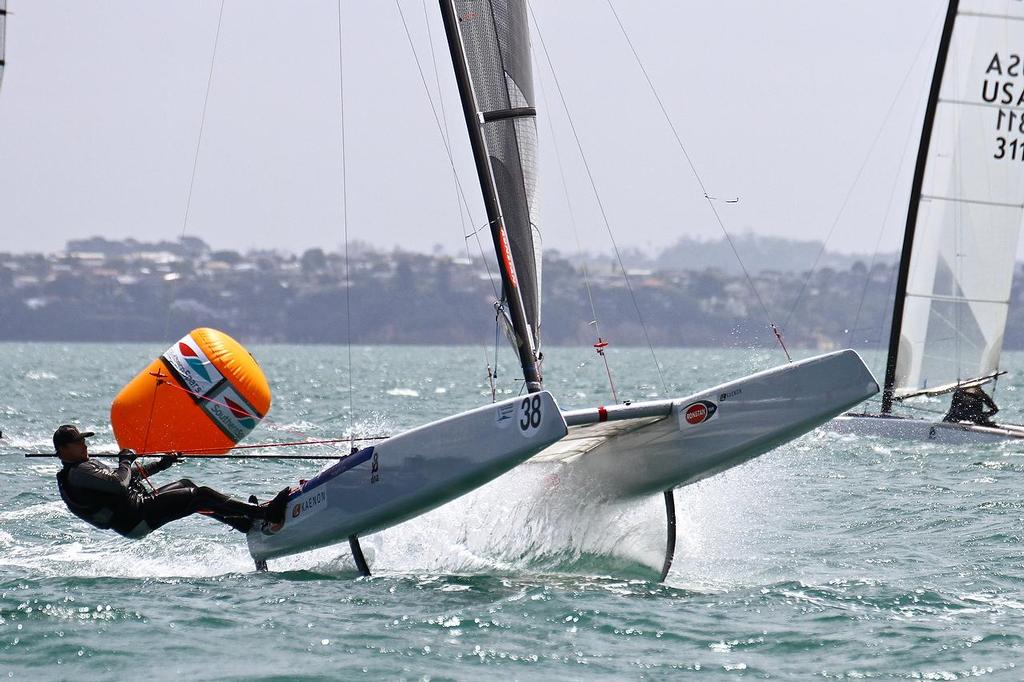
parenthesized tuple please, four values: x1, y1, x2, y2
(893, 0, 1024, 396)
(453, 0, 542, 347)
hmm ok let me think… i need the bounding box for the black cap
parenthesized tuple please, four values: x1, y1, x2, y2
(53, 424, 95, 450)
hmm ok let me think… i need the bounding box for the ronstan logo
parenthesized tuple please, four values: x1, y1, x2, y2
(683, 400, 718, 426)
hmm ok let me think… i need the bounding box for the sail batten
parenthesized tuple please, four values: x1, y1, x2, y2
(959, 10, 1024, 21)
(907, 293, 1010, 305)
(481, 106, 536, 121)
(940, 98, 1024, 110)
(920, 194, 1024, 208)
(887, 0, 1024, 404)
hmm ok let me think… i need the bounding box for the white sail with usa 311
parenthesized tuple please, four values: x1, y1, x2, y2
(832, 0, 1024, 444)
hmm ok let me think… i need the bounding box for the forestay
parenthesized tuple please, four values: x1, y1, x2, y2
(454, 0, 542, 347)
(894, 0, 1024, 396)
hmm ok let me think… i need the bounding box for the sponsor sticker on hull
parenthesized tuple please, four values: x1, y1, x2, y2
(495, 402, 516, 428)
(290, 488, 328, 525)
(679, 399, 718, 429)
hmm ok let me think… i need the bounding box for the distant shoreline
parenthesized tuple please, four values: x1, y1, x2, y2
(3, 235, 1021, 350)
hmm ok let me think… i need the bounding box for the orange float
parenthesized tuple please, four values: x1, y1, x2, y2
(111, 328, 271, 455)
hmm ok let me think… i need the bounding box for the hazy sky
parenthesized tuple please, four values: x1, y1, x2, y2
(0, 1, 947, 258)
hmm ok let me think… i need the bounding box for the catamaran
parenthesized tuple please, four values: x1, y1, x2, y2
(831, 0, 1024, 444)
(246, 0, 879, 577)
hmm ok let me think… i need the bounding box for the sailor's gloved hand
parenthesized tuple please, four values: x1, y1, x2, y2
(159, 453, 182, 467)
(117, 448, 137, 463)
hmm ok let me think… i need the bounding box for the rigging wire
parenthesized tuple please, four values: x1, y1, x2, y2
(395, 0, 501, 304)
(138, 368, 166, 485)
(422, 0, 468, 242)
(871, 263, 900, 355)
(158, 377, 357, 443)
(894, 401, 947, 417)
(163, 0, 226, 343)
(178, 0, 225, 241)
(23, 453, 374, 461)
(18, 436, 391, 459)
(535, 70, 618, 402)
(336, 0, 356, 452)
(152, 5, 369, 453)
(847, 75, 931, 348)
(527, 2, 669, 393)
(601, 0, 787, 361)
(781, 6, 946, 333)
(146, 2, 224, 452)
(421, 0, 501, 397)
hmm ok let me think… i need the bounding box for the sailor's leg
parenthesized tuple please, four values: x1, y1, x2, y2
(192, 486, 266, 519)
(143, 484, 266, 532)
(659, 489, 677, 583)
(140, 486, 207, 531)
(191, 486, 290, 525)
(206, 511, 255, 533)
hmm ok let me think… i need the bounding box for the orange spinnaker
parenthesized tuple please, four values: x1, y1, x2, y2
(111, 328, 271, 455)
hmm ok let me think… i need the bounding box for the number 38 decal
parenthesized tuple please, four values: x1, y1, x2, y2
(518, 394, 543, 436)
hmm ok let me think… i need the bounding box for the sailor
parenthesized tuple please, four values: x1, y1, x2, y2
(943, 385, 999, 427)
(53, 424, 289, 537)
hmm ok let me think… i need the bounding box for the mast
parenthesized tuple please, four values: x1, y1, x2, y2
(438, 0, 543, 393)
(881, 0, 960, 414)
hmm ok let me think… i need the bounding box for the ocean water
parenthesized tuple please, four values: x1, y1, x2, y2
(2, 342, 1024, 679)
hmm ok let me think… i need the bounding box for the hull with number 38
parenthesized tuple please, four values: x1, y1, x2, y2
(248, 391, 567, 562)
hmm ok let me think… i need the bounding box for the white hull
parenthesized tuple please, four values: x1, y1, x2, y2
(827, 412, 1024, 445)
(248, 391, 567, 562)
(533, 349, 879, 500)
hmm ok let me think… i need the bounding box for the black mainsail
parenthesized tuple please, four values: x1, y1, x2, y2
(440, 0, 543, 392)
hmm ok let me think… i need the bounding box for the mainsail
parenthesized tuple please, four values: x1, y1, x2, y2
(445, 0, 543, 354)
(885, 0, 1024, 406)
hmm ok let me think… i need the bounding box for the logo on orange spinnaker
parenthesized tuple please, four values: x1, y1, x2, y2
(178, 342, 213, 382)
(223, 397, 256, 429)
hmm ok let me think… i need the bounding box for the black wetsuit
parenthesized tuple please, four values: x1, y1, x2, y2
(56, 456, 267, 537)
(943, 388, 999, 427)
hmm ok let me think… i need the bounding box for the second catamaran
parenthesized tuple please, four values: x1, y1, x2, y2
(833, 0, 1024, 444)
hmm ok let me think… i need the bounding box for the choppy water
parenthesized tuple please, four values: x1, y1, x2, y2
(3, 342, 1024, 679)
